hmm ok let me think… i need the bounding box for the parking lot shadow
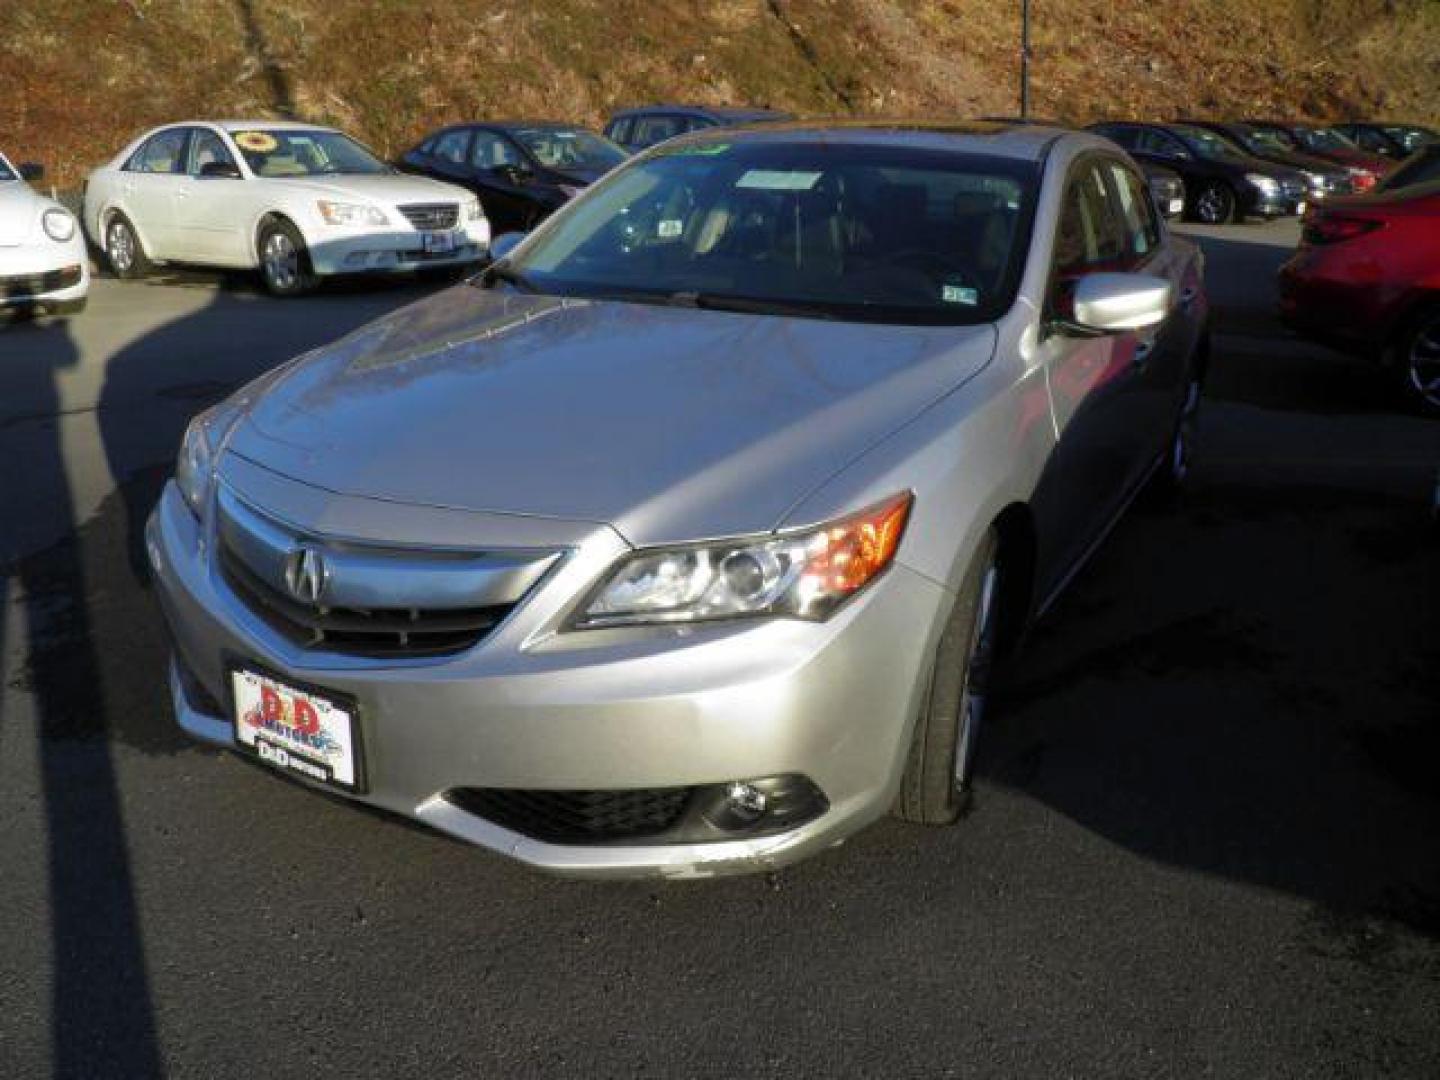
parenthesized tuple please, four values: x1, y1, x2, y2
(981, 459, 1440, 939)
(0, 315, 164, 1077)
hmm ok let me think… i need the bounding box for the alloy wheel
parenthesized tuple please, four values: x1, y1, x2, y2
(1406, 313, 1440, 410)
(107, 220, 135, 274)
(953, 560, 1000, 791)
(262, 232, 299, 293)
(1196, 186, 1229, 225)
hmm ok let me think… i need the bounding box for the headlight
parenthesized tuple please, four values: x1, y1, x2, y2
(174, 401, 246, 519)
(571, 493, 912, 629)
(1303, 171, 1325, 191)
(42, 208, 75, 242)
(317, 200, 389, 227)
(1246, 173, 1280, 195)
(463, 196, 485, 222)
(175, 416, 216, 519)
(557, 184, 583, 201)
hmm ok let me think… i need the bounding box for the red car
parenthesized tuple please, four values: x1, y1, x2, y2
(1278, 179, 1440, 410)
(1245, 121, 1392, 194)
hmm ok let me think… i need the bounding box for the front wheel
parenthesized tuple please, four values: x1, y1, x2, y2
(257, 219, 317, 297)
(1192, 182, 1237, 225)
(895, 530, 1001, 825)
(1148, 370, 1203, 500)
(1398, 304, 1440, 415)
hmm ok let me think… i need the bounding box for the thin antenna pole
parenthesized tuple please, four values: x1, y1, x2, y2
(1020, 0, 1032, 119)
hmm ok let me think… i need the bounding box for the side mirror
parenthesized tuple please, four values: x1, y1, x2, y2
(495, 164, 533, 185)
(1070, 273, 1172, 333)
(489, 231, 528, 262)
(199, 161, 242, 179)
(17, 162, 44, 183)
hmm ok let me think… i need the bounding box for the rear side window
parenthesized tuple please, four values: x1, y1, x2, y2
(126, 129, 190, 174)
(1133, 129, 1184, 157)
(1104, 161, 1160, 264)
(1095, 125, 1136, 150)
(606, 118, 632, 145)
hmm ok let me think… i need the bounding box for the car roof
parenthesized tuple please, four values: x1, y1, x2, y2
(610, 105, 790, 121)
(207, 120, 340, 133)
(652, 119, 1076, 161)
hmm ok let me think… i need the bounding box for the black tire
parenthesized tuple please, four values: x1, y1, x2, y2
(1396, 303, 1440, 415)
(1191, 181, 1237, 225)
(1146, 367, 1204, 501)
(257, 218, 317, 297)
(104, 213, 152, 280)
(895, 530, 1001, 825)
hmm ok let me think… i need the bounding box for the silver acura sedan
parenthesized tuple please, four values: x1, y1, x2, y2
(148, 122, 1209, 878)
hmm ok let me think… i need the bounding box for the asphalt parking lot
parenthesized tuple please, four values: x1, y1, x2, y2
(1, 220, 1438, 1078)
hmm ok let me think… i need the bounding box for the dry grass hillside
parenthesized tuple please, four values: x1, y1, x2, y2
(4, 0, 1438, 187)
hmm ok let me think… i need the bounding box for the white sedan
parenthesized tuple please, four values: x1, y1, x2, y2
(83, 121, 491, 296)
(0, 152, 88, 316)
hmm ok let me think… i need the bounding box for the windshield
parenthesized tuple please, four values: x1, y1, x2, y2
(511, 128, 627, 171)
(1241, 128, 1293, 155)
(1380, 147, 1440, 191)
(1174, 126, 1242, 159)
(497, 140, 1039, 325)
(1297, 127, 1358, 153)
(231, 129, 390, 178)
(1383, 126, 1438, 153)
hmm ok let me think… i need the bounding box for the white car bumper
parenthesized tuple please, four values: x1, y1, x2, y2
(306, 222, 491, 277)
(0, 239, 90, 309)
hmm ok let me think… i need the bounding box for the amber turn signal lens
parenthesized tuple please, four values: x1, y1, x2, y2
(803, 492, 912, 598)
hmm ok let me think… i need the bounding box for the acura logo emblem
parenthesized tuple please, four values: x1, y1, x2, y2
(283, 546, 329, 604)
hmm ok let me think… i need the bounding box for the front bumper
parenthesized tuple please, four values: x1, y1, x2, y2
(0, 242, 90, 310)
(147, 483, 951, 879)
(305, 222, 490, 277)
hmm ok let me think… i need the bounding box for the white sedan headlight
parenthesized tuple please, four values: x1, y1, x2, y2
(317, 200, 389, 227)
(42, 208, 76, 242)
(571, 494, 912, 629)
(463, 196, 485, 221)
(1246, 173, 1280, 195)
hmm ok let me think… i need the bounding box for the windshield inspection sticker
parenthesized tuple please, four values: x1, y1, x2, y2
(942, 284, 979, 305)
(233, 131, 279, 153)
(736, 169, 823, 191)
(657, 219, 683, 238)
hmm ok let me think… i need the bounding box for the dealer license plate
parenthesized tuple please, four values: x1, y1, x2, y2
(231, 667, 362, 791)
(423, 231, 457, 255)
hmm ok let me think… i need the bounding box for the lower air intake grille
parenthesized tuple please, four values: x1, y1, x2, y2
(447, 787, 696, 844)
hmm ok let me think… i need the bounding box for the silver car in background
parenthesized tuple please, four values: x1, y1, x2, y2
(148, 121, 1209, 878)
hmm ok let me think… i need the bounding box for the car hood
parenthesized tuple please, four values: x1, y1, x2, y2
(260, 172, 470, 206)
(0, 182, 43, 246)
(226, 287, 994, 546)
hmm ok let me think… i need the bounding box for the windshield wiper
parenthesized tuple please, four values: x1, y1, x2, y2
(667, 291, 836, 320)
(477, 261, 537, 293)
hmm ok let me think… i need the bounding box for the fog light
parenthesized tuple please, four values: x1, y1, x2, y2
(698, 774, 827, 837)
(723, 782, 767, 823)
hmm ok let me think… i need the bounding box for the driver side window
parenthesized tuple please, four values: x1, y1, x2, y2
(470, 131, 523, 170)
(1050, 161, 1128, 315)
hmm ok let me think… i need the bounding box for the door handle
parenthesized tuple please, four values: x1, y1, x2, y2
(1180, 286, 1199, 308)
(1133, 339, 1156, 367)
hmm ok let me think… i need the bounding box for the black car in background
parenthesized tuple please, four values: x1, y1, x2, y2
(1178, 120, 1356, 197)
(982, 116, 1185, 218)
(1334, 122, 1439, 160)
(1088, 121, 1309, 223)
(603, 105, 793, 152)
(399, 122, 628, 232)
